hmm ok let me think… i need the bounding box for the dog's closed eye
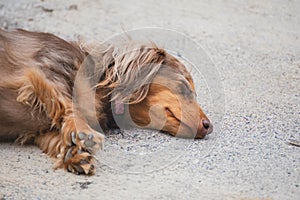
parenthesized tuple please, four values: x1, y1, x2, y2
(179, 81, 193, 97)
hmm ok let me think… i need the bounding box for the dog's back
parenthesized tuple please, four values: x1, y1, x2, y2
(0, 30, 84, 140)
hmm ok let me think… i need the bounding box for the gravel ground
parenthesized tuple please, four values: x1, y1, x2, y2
(0, 0, 299, 199)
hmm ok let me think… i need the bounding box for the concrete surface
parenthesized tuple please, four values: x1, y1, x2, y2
(0, 0, 299, 199)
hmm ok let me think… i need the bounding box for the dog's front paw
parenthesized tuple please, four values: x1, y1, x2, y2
(63, 146, 95, 175)
(69, 129, 104, 153)
(60, 120, 104, 174)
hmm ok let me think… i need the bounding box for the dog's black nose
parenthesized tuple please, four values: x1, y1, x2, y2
(195, 119, 213, 138)
(202, 119, 210, 129)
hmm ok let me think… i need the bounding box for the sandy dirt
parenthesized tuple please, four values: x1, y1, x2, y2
(0, 0, 299, 199)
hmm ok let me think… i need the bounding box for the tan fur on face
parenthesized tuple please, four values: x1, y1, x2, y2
(129, 79, 210, 138)
(128, 54, 211, 138)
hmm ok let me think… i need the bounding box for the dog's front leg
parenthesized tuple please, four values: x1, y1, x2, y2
(59, 112, 104, 174)
(17, 69, 104, 174)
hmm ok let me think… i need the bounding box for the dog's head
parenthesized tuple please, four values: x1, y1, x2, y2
(93, 43, 212, 138)
(126, 51, 212, 139)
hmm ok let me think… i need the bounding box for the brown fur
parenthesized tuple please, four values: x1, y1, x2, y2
(0, 29, 212, 175)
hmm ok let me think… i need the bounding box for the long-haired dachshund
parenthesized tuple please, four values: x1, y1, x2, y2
(0, 29, 212, 175)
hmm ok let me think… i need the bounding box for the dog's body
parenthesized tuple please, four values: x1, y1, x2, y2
(0, 29, 212, 175)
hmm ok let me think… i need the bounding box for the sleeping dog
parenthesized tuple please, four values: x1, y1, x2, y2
(0, 29, 212, 174)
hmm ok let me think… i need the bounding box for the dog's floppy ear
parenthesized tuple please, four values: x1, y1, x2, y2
(97, 45, 166, 104)
(123, 47, 166, 104)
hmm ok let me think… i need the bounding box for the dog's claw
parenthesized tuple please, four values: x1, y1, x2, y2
(64, 147, 74, 163)
(88, 134, 93, 140)
(67, 165, 73, 173)
(73, 165, 84, 174)
(71, 132, 76, 144)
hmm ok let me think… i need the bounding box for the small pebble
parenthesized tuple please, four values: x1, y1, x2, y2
(68, 5, 78, 10)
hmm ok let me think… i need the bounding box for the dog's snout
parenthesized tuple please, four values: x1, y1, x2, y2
(195, 119, 213, 139)
(202, 119, 210, 130)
